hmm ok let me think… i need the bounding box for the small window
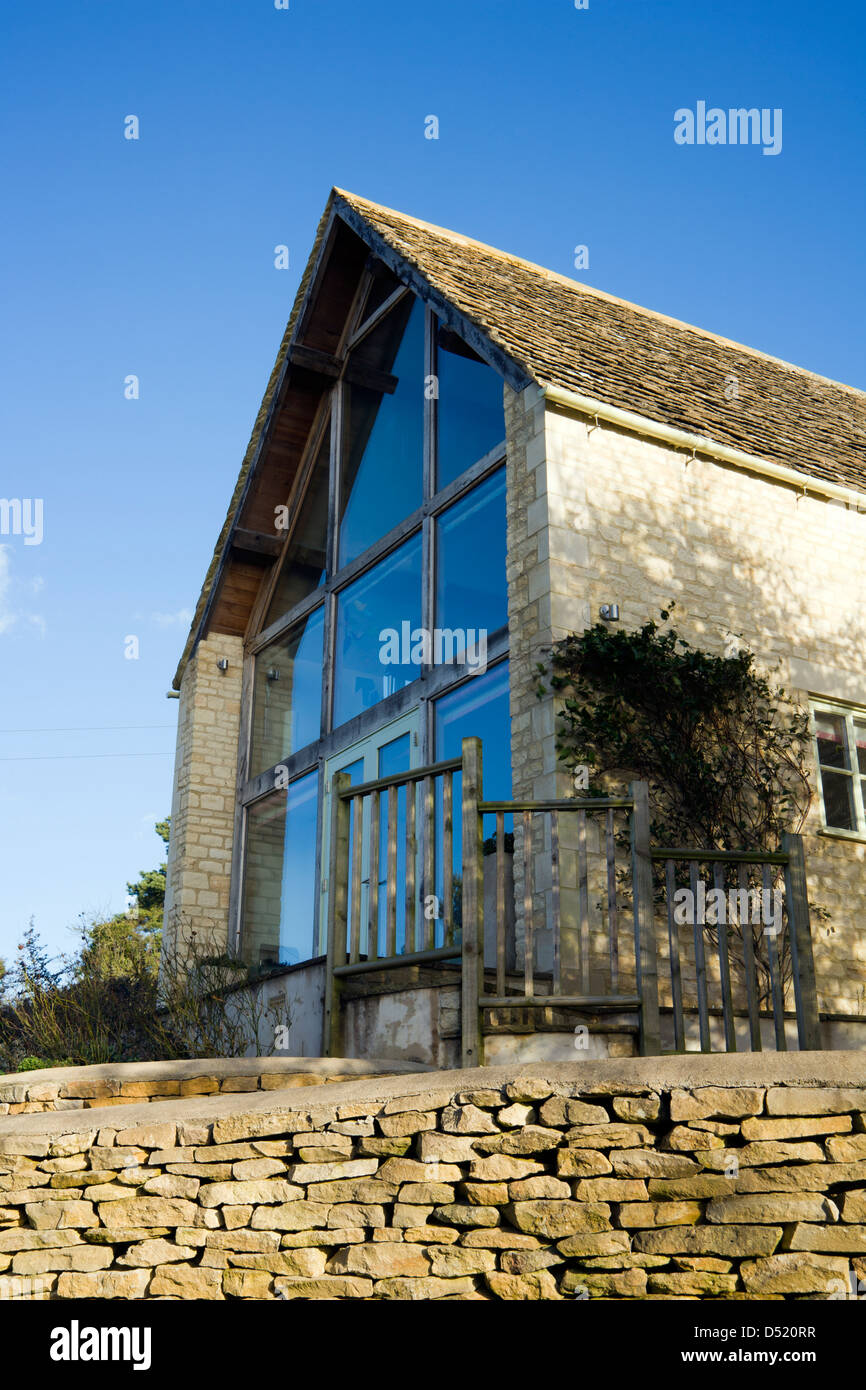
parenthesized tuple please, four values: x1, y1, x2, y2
(812, 703, 866, 834)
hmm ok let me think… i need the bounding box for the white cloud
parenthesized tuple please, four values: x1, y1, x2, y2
(0, 545, 46, 636)
(151, 608, 193, 629)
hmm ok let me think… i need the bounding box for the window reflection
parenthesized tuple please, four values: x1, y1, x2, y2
(333, 535, 422, 729)
(433, 662, 512, 944)
(437, 324, 504, 490)
(437, 469, 507, 639)
(339, 298, 424, 567)
(241, 771, 319, 970)
(250, 607, 324, 776)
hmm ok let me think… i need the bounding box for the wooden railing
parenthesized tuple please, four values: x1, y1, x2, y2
(466, 739, 655, 1060)
(650, 838, 821, 1054)
(322, 755, 463, 1056)
(323, 736, 822, 1060)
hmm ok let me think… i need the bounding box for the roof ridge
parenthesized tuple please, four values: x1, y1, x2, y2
(334, 188, 866, 404)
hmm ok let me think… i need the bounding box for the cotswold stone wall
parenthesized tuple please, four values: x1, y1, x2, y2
(506, 390, 866, 1018)
(163, 631, 244, 962)
(2, 1057, 866, 1300)
(0, 1058, 426, 1117)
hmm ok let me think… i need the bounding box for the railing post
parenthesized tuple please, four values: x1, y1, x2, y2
(630, 780, 661, 1056)
(781, 832, 822, 1050)
(323, 771, 351, 1058)
(461, 737, 484, 1068)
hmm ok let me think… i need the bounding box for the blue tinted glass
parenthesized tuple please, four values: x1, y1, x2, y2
(376, 732, 413, 955)
(251, 606, 324, 776)
(339, 298, 424, 567)
(333, 534, 423, 728)
(437, 326, 504, 490)
(433, 661, 512, 946)
(242, 771, 319, 970)
(436, 469, 507, 640)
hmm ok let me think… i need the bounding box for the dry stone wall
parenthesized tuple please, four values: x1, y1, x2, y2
(0, 1058, 428, 1116)
(2, 1057, 866, 1300)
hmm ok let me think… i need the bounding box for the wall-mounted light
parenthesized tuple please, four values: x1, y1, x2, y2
(266, 667, 280, 682)
(599, 604, 620, 622)
(216, 658, 229, 673)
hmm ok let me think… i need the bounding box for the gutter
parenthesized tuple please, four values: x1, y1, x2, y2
(543, 383, 866, 511)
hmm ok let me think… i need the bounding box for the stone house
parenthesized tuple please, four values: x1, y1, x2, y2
(162, 189, 866, 1065)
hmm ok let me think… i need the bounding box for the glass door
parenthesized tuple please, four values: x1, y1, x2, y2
(319, 709, 420, 956)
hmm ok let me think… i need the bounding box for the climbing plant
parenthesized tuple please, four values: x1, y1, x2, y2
(536, 607, 817, 1007)
(537, 605, 813, 851)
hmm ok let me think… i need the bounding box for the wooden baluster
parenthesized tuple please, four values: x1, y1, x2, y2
(764, 862, 787, 1051)
(606, 808, 619, 994)
(665, 858, 684, 1052)
(349, 794, 363, 964)
(714, 861, 736, 1052)
(367, 790, 380, 961)
(691, 861, 710, 1052)
(739, 862, 762, 1052)
(443, 771, 454, 946)
(496, 812, 506, 996)
(523, 810, 534, 1000)
(460, 738, 484, 1068)
(781, 832, 821, 1051)
(386, 784, 398, 958)
(551, 809, 561, 997)
(405, 779, 417, 953)
(423, 775, 435, 951)
(577, 808, 590, 995)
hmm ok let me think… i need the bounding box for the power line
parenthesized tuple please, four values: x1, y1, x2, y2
(0, 724, 176, 734)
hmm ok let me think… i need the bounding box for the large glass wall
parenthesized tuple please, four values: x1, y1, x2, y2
(240, 281, 509, 969)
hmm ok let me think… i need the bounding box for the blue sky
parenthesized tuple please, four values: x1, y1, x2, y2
(1, 0, 864, 963)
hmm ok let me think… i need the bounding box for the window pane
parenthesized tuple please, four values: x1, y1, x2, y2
(437, 325, 504, 490)
(333, 534, 423, 728)
(264, 427, 329, 629)
(815, 711, 850, 769)
(436, 469, 507, 648)
(820, 767, 856, 830)
(339, 297, 424, 568)
(854, 720, 866, 775)
(241, 771, 319, 969)
(435, 660, 512, 801)
(359, 272, 404, 326)
(433, 662, 512, 943)
(250, 606, 324, 776)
